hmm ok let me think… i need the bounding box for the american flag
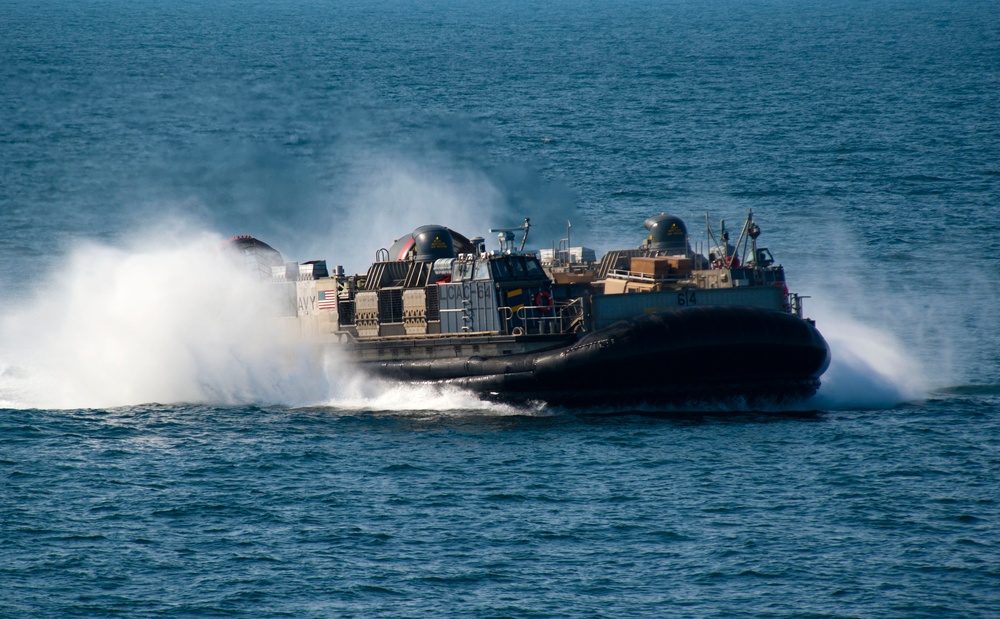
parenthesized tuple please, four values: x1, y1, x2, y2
(317, 290, 337, 310)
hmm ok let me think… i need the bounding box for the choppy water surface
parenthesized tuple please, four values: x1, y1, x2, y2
(4, 401, 999, 618)
(2, 0, 999, 616)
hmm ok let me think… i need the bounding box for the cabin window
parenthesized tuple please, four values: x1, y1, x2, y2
(473, 261, 492, 280)
(454, 262, 472, 280)
(490, 259, 512, 280)
(510, 258, 529, 279)
(524, 258, 546, 279)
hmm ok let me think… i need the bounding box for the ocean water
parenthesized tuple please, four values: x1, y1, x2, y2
(2, 0, 999, 617)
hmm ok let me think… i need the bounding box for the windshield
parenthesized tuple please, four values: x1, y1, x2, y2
(490, 259, 512, 280)
(486, 256, 547, 282)
(524, 257, 545, 279)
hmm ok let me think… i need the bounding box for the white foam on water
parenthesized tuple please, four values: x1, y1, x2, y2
(806, 299, 928, 410)
(0, 218, 531, 415)
(0, 223, 331, 409)
(785, 216, 979, 410)
(306, 345, 534, 415)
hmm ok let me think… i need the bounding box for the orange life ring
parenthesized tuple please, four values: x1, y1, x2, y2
(535, 290, 554, 313)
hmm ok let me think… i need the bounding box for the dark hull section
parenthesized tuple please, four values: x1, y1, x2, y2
(363, 306, 831, 409)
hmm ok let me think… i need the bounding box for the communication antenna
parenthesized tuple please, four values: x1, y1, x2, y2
(555, 220, 572, 265)
(704, 213, 719, 256)
(732, 210, 753, 265)
(489, 217, 531, 252)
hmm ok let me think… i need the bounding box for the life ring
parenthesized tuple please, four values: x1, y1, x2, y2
(535, 290, 554, 313)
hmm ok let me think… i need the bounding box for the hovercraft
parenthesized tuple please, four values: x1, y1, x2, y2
(232, 211, 830, 409)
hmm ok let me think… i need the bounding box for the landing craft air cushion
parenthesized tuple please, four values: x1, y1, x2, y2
(228, 212, 830, 408)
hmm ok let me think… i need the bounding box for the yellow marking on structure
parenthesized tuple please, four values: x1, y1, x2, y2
(507, 288, 523, 298)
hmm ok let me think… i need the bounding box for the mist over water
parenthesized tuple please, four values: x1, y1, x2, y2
(0, 225, 323, 409)
(790, 208, 996, 404)
(0, 218, 540, 413)
(809, 303, 927, 409)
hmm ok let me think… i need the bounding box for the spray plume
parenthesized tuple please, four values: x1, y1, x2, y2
(0, 224, 325, 409)
(806, 300, 928, 409)
(0, 215, 532, 413)
(784, 218, 935, 410)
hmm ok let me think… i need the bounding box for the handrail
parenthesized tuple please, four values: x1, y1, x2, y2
(606, 269, 686, 283)
(497, 297, 585, 335)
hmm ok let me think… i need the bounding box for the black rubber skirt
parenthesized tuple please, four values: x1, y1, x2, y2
(364, 306, 831, 409)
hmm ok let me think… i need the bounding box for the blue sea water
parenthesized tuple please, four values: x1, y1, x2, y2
(2, 0, 999, 617)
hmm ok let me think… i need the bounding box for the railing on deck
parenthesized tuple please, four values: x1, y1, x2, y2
(606, 269, 686, 284)
(498, 297, 585, 336)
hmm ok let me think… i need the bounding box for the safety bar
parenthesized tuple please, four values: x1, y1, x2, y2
(498, 297, 585, 335)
